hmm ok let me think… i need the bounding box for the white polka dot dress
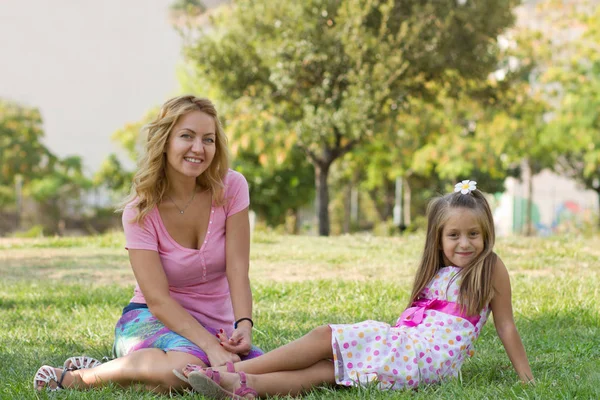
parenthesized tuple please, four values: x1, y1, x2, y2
(329, 266, 490, 390)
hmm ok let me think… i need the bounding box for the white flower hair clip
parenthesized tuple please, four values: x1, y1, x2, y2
(454, 180, 477, 194)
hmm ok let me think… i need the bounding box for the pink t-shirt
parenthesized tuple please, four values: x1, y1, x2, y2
(122, 169, 249, 335)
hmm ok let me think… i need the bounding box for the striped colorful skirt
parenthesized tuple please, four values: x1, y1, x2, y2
(113, 303, 263, 365)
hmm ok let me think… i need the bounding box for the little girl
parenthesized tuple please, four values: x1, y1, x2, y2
(177, 181, 534, 398)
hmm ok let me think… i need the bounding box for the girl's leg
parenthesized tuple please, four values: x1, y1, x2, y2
(217, 360, 335, 397)
(193, 325, 334, 376)
(44, 349, 203, 394)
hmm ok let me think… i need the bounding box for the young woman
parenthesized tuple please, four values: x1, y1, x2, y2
(34, 95, 262, 393)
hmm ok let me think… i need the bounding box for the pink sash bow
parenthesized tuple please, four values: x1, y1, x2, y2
(395, 298, 480, 328)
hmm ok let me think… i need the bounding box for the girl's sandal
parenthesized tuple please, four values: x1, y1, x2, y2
(174, 361, 235, 385)
(63, 356, 102, 370)
(33, 365, 67, 392)
(188, 370, 257, 399)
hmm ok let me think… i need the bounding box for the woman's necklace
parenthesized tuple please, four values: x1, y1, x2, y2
(166, 190, 196, 214)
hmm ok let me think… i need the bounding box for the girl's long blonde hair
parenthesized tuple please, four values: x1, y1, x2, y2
(408, 189, 497, 316)
(119, 95, 230, 223)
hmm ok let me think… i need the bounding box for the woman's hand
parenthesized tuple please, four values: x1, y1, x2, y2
(204, 341, 241, 367)
(217, 326, 252, 356)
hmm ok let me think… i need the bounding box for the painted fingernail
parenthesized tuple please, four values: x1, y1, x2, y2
(219, 329, 224, 333)
(219, 343, 224, 347)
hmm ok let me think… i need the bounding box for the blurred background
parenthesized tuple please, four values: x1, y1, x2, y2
(1, 0, 598, 238)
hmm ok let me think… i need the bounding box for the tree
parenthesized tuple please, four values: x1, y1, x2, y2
(0, 99, 54, 208)
(181, 0, 519, 235)
(170, 0, 206, 17)
(93, 153, 134, 197)
(93, 109, 156, 199)
(542, 3, 600, 227)
(28, 156, 92, 234)
(501, 0, 600, 230)
(339, 76, 511, 231)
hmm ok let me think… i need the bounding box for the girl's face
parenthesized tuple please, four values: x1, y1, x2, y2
(441, 207, 484, 268)
(164, 110, 216, 180)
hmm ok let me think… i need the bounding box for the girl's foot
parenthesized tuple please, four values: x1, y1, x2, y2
(188, 369, 257, 399)
(179, 361, 234, 380)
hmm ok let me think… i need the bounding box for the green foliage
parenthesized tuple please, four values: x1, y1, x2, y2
(234, 144, 315, 227)
(93, 107, 156, 199)
(11, 224, 44, 238)
(0, 100, 51, 183)
(542, 3, 600, 199)
(0, 99, 55, 206)
(170, 0, 206, 17)
(110, 111, 156, 163)
(26, 156, 92, 234)
(0, 184, 14, 207)
(28, 156, 91, 201)
(182, 0, 519, 234)
(93, 154, 133, 197)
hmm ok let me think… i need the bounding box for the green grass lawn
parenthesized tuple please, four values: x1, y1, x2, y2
(1, 231, 599, 399)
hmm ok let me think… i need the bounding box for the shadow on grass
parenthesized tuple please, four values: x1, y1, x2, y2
(0, 250, 132, 286)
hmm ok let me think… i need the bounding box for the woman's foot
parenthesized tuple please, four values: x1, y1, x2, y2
(33, 366, 75, 391)
(188, 369, 257, 399)
(63, 355, 102, 370)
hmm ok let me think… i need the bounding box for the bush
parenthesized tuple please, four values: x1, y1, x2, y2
(11, 224, 44, 238)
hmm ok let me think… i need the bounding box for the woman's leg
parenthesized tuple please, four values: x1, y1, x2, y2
(185, 324, 334, 379)
(42, 349, 204, 394)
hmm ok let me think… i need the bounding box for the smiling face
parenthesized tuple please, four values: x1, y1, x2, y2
(441, 207, 484, 268)
(164, 110, 217, 180)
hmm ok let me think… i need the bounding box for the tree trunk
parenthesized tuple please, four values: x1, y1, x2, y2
(368, 178, 395, 222)
(525, 160, 534, 236)
(286, 208, 299, 234)
(315, 162, 331, 236)
(342, 183, 351, 234)
(350, 186, 359, 231)
(403, 177, 411, 227)
(596, 188, 600, 230)
(303, 135, 358, 236)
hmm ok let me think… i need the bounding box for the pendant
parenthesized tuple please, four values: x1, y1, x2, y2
(180, 210, 184, 214)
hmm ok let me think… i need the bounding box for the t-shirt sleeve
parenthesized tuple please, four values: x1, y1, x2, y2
(122, 205, 159, 251)
(224, 170, 250, 217)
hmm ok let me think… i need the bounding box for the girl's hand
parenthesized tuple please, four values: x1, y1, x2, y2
(521, 376, 535, 385)
(204, 341, 241, 367)
(217, 327, 252, 356)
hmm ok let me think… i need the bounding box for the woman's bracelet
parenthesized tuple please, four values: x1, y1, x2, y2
(234, 317, 254, 329)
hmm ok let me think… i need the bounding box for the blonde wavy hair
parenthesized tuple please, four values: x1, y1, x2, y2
(119, 95, 230, 223)
(408, 189, 497, 316)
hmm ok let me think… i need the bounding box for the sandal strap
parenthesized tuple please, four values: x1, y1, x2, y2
(235, 371, 258, 397)
(56, 368, 68, 389)
(205, 368, 221, 385)
(185, 363, 204, 373)
(226, 361, 236, 373)
(64, 356, 102, 370)
(33, 366, 63, 392)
